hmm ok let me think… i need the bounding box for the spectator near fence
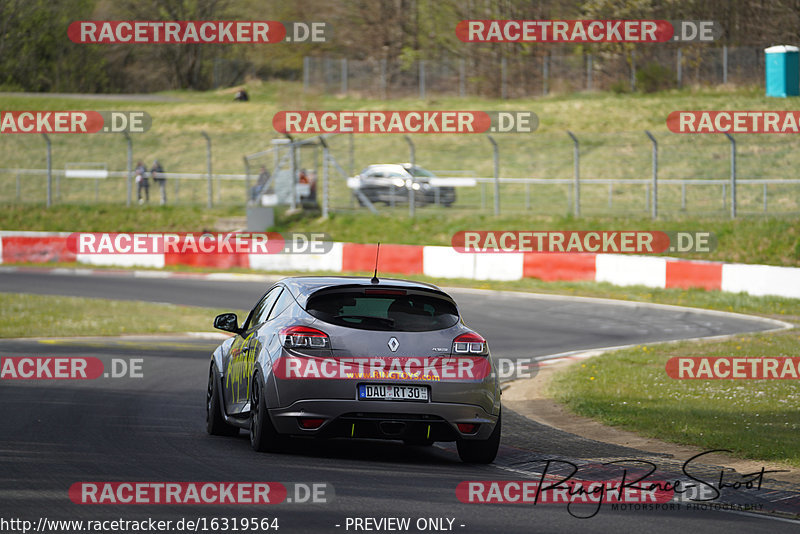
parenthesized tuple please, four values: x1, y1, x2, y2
(151, 159, 166, 205)
(251, 165, 271, 201)
(135, 160, 148, 204)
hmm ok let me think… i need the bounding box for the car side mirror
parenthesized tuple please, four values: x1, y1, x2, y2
(214, 313, 241, 334)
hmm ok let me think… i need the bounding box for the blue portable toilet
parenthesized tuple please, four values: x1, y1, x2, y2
(765, 45, 800, 97)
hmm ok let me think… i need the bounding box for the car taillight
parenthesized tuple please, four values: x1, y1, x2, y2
(280, 326, 330, 348)
(452, 332, 487, 355)
(298, 417, 325, 429)
(457, 423, 479, 434)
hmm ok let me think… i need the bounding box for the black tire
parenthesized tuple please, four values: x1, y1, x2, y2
(206, 365, 239, 436)
(456, 410, 501, 464)
(249, 373, 285, 453)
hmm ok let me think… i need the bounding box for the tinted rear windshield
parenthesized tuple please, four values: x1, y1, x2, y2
(305, 288, 459, 332)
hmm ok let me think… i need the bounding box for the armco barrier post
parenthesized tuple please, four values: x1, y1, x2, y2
(201, 131, 213, 208)
(725, 132, 737, 218)
(487, 135, 500, 215)
(567, 131, 580, 217)
(645, 130, 658, 219)
(123, 132, 132, 207)
(42, 133, 52, 207)
(405, 135, 416, 217)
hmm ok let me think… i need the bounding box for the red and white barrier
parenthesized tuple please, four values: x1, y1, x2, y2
(0, 232, 797, 300)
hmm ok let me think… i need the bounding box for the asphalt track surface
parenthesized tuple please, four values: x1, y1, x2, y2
(1, 270, 797, 533)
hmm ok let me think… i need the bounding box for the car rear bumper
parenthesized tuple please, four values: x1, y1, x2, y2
(269, 399, 499, 441)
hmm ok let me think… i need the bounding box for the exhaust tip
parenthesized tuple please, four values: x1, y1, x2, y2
(379, 421, 406, 436)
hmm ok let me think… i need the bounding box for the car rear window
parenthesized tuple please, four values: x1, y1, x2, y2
(305, 288, 459, 332)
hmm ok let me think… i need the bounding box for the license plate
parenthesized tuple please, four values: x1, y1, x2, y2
(358, 384, 428, 401)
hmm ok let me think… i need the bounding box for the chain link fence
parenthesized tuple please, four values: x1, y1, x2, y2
(303, 46, 764, 98)
(2, 130, 799, 217)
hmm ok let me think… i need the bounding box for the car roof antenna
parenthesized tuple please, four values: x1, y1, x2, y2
(371, 242, 381, 284)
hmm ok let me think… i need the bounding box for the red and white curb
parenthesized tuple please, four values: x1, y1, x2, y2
(1, 232, 798, 300)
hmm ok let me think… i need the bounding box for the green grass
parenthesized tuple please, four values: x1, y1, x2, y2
(2, 82, 800, 215)
(0, 203, 242, 232)
(546, 329, 800, 467)
(0, 293, 247, 338)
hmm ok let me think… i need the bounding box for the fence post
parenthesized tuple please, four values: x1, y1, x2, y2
(459, 58, 466, 97)
(123, 132, 132, 207)
(16, 171, 20, 201)
(303, 56, 310, 92)
(677, 48, 682, 88)
(630, 49, 636, 92)
(419, 60, 426, 100)
(201, 131, 213, 208)
(723, 45, 728, 84)
(243, 157, 251, 203)
(763, 183, 768, 213)
(501, 56, 507, 99)
(42, 134, 52, 207)
(586, 53, 593, 91)
(380, 58, 388, 99)
(341, 58, 348, 94)
(725, 132, 736, 218)
(319, 137, 330, 218)
(285, 134, 297, 210)
(349, 133, 355, 176)
(567, 131, 580, 217)
(681, 182, 687, 210)
(405, 135, 416, 217)
(487, 135, 500, 215)
(645, 130, 658, 219)
(542, 53, 549, 95)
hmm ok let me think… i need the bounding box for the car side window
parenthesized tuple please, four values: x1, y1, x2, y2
(245, 287, 282, 330)
(267, 288, 295, 321)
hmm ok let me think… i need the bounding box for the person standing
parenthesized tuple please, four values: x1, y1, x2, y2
(151, 159, 166, 205)
(135, 160, 149, 204)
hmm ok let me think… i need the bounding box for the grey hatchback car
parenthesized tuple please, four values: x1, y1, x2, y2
(207, 276, 501, 463)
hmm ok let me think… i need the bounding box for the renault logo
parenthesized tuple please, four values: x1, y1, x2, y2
(388, 337, 399, 352)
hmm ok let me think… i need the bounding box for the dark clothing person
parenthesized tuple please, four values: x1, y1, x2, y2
(135, 161, 149, 203)
(234, 89, 249, 101)
(151, 160, 166, 205)
(251, 166, 270, 201)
